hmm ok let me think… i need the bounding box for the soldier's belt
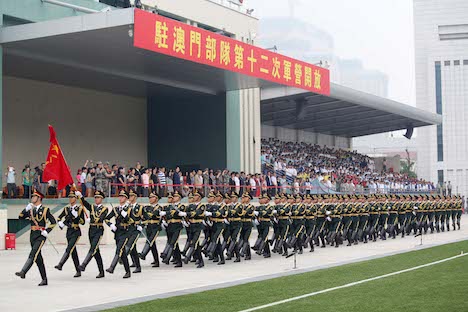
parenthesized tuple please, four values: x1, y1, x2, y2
(229, 218, 241, 222)
(305, 216, 315, 219)
(291, 216, 303, 219)
(278, 216, 290, 220)
(331, 215, 340, 218)
(399, 212, 406, 215)
(31, 226, 46, 231)
(148, 220, 160, 224)
(370, 212, 379, 215)
(350, 214, 359, 217)
(189, 219, 204, 223)
(71, 224, 80, 229)
(90, 223, 103, 227)
(168, 219, 182, 223)
(241, 218, 252, 222)
(212, 218, 225, 222)
(259, 218, 271, 222)
(119, 224, 129, 228)
(341, 214, 351, 217)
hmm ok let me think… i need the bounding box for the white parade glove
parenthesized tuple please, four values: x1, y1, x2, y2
(110, 224, 117, 232)
(326, 211, 332, 216)
(178, 211, 187, 217)
(121, 210, 128, 218)
(137, 225, 143, 232)
(274, 218, 279, 224)
(75, 191, 82, 198)
(254, 219, 260, 226)
(204, 211, 213, 217)
(85, 217, 91, 224)
(25, 203, 33, 212)
(272, 210, 278, 215)
(207, 220, 213, 226)
(413, 211, 416, 216)
(202, 220, 207, 226)
(159, 211, 166, 217)
(254, 211, 259, 216)
(161, 222, 167, 230)
(71, 209, 78, 218)
(41, 230, 48, 237)
(58, 221, 65, 229)
(327, 216, 332, 222)
(182, 220, 189, 228)
(223, 218, 230, 225)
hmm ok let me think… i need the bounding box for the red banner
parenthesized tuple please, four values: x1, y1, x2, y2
(133, 9, 330, 96)
(42, 125, 74, 191)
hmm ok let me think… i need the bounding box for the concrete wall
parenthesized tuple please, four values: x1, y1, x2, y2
(2, 76, 147, 185)
(0, 205, 6, 249)
(261, 125, 351, 150)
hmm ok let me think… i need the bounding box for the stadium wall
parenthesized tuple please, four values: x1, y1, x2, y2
(2, 76, 147, 183)
(261, 125, 351, 150)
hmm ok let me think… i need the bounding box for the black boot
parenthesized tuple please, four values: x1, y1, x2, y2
(95, 252, 105, 278)
(174, 246, 183, 268)
(78, 251, 93, 272)
(184, 246, 195, 264)
(160, 244, 170, 259)
(196, 248, 205, 268)
(139, 243, 151, 260)
(252, 238, 262, 251)
(16, 258, 34, 279)
(245, 243, 251, 260)
(38, 279, 48, 286)
(151, 245, 160, 267)
(55, 252, 70, 271)
(233, 243, 241, 262)
(106, 255, 119, 274)
(162, 245, 174, 265)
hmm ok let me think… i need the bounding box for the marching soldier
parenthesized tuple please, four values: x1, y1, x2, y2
(55, 190, 85, 278)
(341, 195, 354, 246)
(254, 193, 273, 258)
(315, 195, 327, 248)
(139, 192, 163, 267)
(387, 195, 399, 239)
(77, 190, 108, 278)
(275, 194, 293, 256)
(126, 190, 143, 273)
(456, 196, 463, 230)
(239, 192, 255, 260)
(270, 194, 282, 252)
(288, 194, 306, 252)
(162, 191, 185, 267)
(184, 191, 206, 268)
(220, 193, 233, 261)
(181, 193, 195, 258)
(206, 191, 227, 265)
(302, 194, 316, 252)
(105, 190, 131, 278)
(226, 192, 243, 262)
(16, 190, 56, 286)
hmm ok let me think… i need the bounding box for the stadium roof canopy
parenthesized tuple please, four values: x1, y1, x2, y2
(261, 85, 442, 137)
(0, 8, 441, 138)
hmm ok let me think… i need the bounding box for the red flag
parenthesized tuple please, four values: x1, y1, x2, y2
(42, 125, 74, 190)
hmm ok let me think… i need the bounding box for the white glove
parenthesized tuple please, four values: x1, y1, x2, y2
(413, 211, 416, 216)
(58, 221, 65, 229)
(202, 220, 207, 226)
(254, 211, 259, 216)
(159, 211, 166, 217)
(41, 230, 48, 237)
(272, 210, 278, 214)
(254, 219, 260, 226)
(71, 209, 78, 218)
(25, 203, 33, 212)
(75, 191, 82, 198)
(85, 217, 91, 224)
(182, 220, 189, 228)
(110, 224, 117, 232)
(161, 222, 167, 230)
(204, 211, 213, 217)
(326, 211, 332, 216)
(207, 220, 213, 227)
(223, 218, 230, 225)
(178, 211, 187, 217)
(137, 225, 143, 232)
(121, 210, 128, 218)
(274, 218, 279, 224)
(326, 216, 332, 222)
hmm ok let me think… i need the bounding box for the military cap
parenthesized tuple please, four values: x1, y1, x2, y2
(193, 190, 203, 199)
(118, 190, 129, 198)
(215, 192, 223, 198)
(149, 192, 160, 199)
(68, 191, 78, 198)
(94, 191, 105, 199)
(263, 193, 271, 201)
(224, 193, 232, 200)
(208, 191, 216, 198)
(167, 192, 174, 199)
(295, 194, 303, 200)
(32, 189, 45, 199)
(243, 192, 253, 200)
(275, 194, 282, 199)
(173, 191, 181, 198)
(231, 192, 239, 199)
(129, 189, 138, 197)
(188, 192, 194, 199)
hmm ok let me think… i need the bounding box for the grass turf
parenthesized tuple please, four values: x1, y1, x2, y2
(106, 240, 468, 312)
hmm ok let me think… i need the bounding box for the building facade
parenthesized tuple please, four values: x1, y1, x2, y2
(414, 0, 468, 195)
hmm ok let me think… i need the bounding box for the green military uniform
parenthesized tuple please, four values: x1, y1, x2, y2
(126, 190, 144, 273)
(239, 193, 255, 260)
(139, 192, 163, 267)
(163, 192, 185, 267)
(303, 195, 316, 251)
(16, 190, 56, 286)
(55, 191, 85, 277)
(78, 191, 108, 278)
(184, 191, 206, 268)
(226, 193, 243, 262)
(207, 192, 228, 265)
(254, 193, 273, 257)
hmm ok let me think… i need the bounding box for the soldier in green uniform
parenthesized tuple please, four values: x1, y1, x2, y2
(159, 193, 172, 260)
(55, 190, 85, 278)
(206, 192, 227, 265)
(446, 196, 454, 231)
(77, 190, 108, 278)
(163, 191, 185, 267)
(275, 194, 293, 256)
(181, 193, 195, 258)
(349, 195, 361, 245)
(357, 195, 370, 243)
(184, 191, 206, 268)
(105, 190, 131, 278)
(239, 192, 255, 260)
(303, 194, 316, 252)
(314, 195, 327, 248)
(434, 195, 442, 232)
(139, 192, 163, 267)
(287, 194, 306, 253)
(378, 196, 390, 240)
(387, 195, 399, 239)
(226, 192, 243, 262)
(440, 196, 447, 232)
(426, 195, 436, 234)
(125, 190, 143, 273)
(221, 193, 233, 259)
(16, 190, 56, 286)
(341, 195, 353, 246)
(203, 191, 217, 260)
(254, 193, 273, 258)
(455, 196, 462, 230)
(327, 196, 342, 248)
(270, 194, 282, 253)
(368, 195, 380, 242)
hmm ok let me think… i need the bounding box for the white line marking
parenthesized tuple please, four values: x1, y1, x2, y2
(239, 252, 468, 312)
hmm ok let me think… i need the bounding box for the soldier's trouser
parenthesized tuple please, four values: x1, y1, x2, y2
(185, 224, 203, 263)
(182, 225, 194, 255)
(140, 225, 160, 260)
(81, 230, 104, 272)
(57, 234, 81, 271)
(278, 221, 290, 249)
(208, 222, 225, 257)
(440, 214, 446, 231)
(256, 221, 271, 254)
(358, 217, 368, 242)
(109, 236, 130, 273)
(126, 230, 141, 269)
(20, 237, 47, 280)
(227, 222, 242, 257)
(240, 223, 253, 257)
(435, 213, 441, 231)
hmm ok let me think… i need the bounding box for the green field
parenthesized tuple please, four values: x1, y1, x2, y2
(107, 240, 468, 312)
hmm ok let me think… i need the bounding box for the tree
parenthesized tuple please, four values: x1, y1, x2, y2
(400, 149, 417, 179)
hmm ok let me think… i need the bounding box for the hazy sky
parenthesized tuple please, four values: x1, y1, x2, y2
(247, 0, 416, 106)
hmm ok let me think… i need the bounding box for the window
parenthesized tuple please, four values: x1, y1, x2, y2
(444, 60, 451, 66)
(464, 60, 468, 65)
(438, 170, 444, 184)
(437, 125, 444, 162)
(454, 60, 460, 66)
(435, 62, 443, 162)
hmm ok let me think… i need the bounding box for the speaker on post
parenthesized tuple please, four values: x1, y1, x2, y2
(403, 126, 414, 140)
